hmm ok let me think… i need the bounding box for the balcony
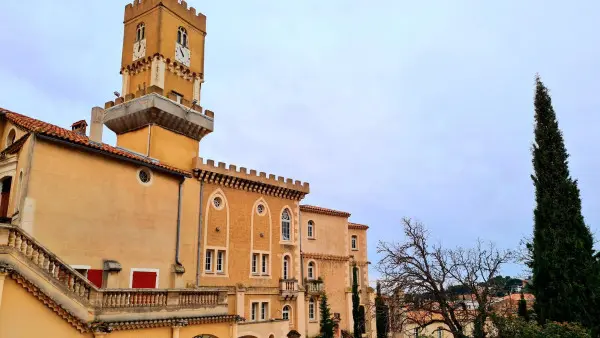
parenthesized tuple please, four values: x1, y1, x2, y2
(279, 278, 299, 300)
(305, 278, 324, 296)
(0, 224, 229, 324)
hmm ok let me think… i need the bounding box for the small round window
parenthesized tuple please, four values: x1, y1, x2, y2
(137, 168, 152, 185)
(257, 204, 265, 215)
(213, 196, 223, 209)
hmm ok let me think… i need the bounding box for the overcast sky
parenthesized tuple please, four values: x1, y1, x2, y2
(1, 1, 600, 280)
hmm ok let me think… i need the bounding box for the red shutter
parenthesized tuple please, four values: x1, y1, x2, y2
(132, 271, 157, 288)
(87, 269, 103, 288)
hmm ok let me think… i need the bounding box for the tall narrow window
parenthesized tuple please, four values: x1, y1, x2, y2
(437, 328, 443, 338)
(283, 255, 290, 279)
(281, 209, 291, 241)
(307, 220, 314, 238)
(308, 298, 316, 320)
(282, 305, 291, 320)
(252, 253, 258, 274)
(216, 251, 224, 273)
(205, 250, 213, 272)
(307, 261, 315, 280)
(351, 235, 358, 250)
(177, 26, 188, 47)
(261, 302, 268, 320)
(251, 302, 259, 321)
(262, 254, 269, 275)
(414, 327, 419, 337)
(136, 22, 145, 41)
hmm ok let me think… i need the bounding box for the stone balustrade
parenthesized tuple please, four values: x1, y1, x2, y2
(0, 224, 226, 313)
(279, 278, 299, 301)
(305, 280, 324, 295)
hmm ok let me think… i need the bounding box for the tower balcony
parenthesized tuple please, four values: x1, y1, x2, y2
(279, 278, 299, 300)
(305, 279, 324, 296)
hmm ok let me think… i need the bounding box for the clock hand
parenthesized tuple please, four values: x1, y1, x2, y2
(138, 43, 141, 52)
(179, 47, 184, 57)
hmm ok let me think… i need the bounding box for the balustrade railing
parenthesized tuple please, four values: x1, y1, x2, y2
(280, 278, 298, 291)
(0, 225, 226, 312)
(305, 280, 324, 294)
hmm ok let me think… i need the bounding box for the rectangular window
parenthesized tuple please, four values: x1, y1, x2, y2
(309, 301, 315, 320)
(131, 270, 158, 289)
(216, 251, 224, 273)
(252, 253, 259, 274)
(437, 328, 443, 338)
(205, 250, 213, 272)
(251, 302, 259, 321)
(351, 236, 357, 250)
(262, 254, 269, 275)
(414, 328, 419, 337)
(261, 302, 268, 320)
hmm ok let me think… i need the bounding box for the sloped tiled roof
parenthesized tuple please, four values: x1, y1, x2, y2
(300, 205, 351, 218)
(0, 108, 190, 176)
(348, 222, 369, 230)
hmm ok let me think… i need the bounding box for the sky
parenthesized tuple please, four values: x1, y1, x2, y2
(1, 1, 600, 281)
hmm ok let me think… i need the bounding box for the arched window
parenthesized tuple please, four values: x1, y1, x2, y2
(136, 22, 145, 41)
(351, 235, 358, 250)
(281, 209, 291, 241)
(307, 261, 315, 280)
(283, 255, 290, 279)
(308, 298, 316, 320)
(282, 305, 291, 320)
(6, 129, 15, 147)
(307, 220, 314, 238)
(177, 26, 188, 47)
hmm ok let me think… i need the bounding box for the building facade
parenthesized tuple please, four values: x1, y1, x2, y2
(0, 1, 373, 337)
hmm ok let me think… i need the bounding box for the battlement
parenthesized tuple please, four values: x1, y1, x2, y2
(193, 157, 310, 199)
(125, 0, 207, 32)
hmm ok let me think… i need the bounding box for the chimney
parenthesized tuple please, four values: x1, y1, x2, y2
(71, 120, 88, 136)
(90, 106, 105, 143)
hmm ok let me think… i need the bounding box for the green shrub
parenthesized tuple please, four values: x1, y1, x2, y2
(491, 315, 590, 338)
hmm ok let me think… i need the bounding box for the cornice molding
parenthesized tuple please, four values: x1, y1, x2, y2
(301, 252, 350, 262)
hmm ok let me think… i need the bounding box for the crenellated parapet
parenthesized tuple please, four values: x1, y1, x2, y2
(125, 0, 206, 32)
(121, 54, 203, 81)
(193, 157, 310, 200)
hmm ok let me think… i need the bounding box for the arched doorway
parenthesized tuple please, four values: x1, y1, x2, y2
(0, 176, 12, 220)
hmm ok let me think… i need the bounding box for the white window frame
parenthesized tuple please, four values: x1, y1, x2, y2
(414, 327, 419, 337)
(136, 22, 145, 42)
(177, 26, 188, 47)
(281, 209, 291, 241)
(282, 304, 291, 321)
(307, 220, 314, 238)
(251, 302, 259, 321)
(205, 249, 213, 272)
(252, 253, 259, 274)
(216, 250, 224, 273)
(129, 268, 160, 288)
(71, 265, 91, 277)
(351, 235, 358, 250)
(282, 255, 290, 279)
(308, 298, 316, 320)
(262, 254, 269, 275)
(437, 328, 443, 338)
(261, 302, 268, 320)
(307, 261, 315, 280)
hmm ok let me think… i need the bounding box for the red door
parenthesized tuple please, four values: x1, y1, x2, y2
(87, 269, 103, 288)
(131, 271, 157, 288)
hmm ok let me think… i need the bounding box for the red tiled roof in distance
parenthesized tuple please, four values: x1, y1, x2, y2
(300, 205, 351, 218)
(0, 108, 190, 176)
(348, 222, 369, 230)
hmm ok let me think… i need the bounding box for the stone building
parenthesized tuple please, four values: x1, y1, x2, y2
(0, 1, 373, 337)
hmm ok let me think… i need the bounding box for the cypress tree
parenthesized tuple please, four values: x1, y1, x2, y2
(375, 282, 389, 338)
(352, 264, 361, 338)
(530, 75, 598, 328)
(319, 292, 335, 338)
(518, 292, 529, 321)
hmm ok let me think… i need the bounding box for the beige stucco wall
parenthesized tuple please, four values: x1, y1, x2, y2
(26, 140, 182, 288)
(301, 212, 348, 256)
(0, 278, 91, 338)
(116, 126, 150, 156)
(148, 125, 199, 170)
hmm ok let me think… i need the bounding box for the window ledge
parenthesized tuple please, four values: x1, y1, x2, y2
(307, 237, 316, 240)
(351, 248, 359, 251)
(309, 319, 318, 323)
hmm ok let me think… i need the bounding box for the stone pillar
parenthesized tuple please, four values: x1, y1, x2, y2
(103, 260, 122, 288)
(171, 319, 188, 338)
(296, 291, 306, 337)
(235, 285, 246, 317)
(230, 322, 238, 338)
(90, 107, 105, 143)
(150, 57, 166, 89)
(121, 70, 130, 97)
(0, 268, 9, 310)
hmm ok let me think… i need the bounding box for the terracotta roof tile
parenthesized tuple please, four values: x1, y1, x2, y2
(300, 205, 351, 218)
(348, 222, 369, 230)
(0, 108, 190, 176)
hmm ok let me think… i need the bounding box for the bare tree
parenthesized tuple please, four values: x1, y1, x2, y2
(377, 218, 515, 338)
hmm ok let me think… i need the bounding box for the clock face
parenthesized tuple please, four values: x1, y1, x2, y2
(133, 39, 146, 61)
(175, 43, 191, 67)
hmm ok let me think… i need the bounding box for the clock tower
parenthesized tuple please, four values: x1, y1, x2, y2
(100, 0, 215, 170)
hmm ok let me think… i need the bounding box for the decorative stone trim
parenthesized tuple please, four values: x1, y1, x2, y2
(348, 222, 369, 230)
(0, 133, 29, 158)
(301, 252, 349, 262)
(104, 314, 241, 331)
(121, 54, 203, 81)
(300, 205, 350, 218)
(194, 158, 309, 201)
